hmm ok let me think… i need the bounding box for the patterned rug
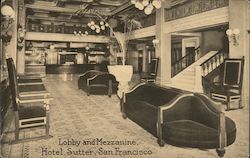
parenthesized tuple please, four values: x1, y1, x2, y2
(1, 74, 249, 158)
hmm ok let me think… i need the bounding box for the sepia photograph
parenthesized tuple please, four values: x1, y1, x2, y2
(0, 0, 249, 157)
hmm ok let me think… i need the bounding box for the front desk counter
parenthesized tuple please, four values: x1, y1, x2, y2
(45, 64, 108, 74)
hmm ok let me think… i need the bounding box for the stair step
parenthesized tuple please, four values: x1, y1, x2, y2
(170, 84, 194, 92)
(171, 50, 219, 92)
(173, 78, 195, 83)
(172, 81, 194, 88)
(174, 75, 195, 80)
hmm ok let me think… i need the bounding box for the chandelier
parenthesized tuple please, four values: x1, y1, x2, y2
(87, 20, 109, 34)
(131, 0, 162, 15)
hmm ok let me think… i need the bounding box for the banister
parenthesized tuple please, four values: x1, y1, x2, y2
(172, 46, 200, 66)
(171, 46, 200, 77)
(200, 50, 226, 67)
(199, 50, 228, 77)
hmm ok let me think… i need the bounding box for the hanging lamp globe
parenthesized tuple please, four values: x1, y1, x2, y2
(1, 5, 14, 17)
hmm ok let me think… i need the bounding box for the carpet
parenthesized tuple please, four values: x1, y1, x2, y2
(1, 74, 249, 158)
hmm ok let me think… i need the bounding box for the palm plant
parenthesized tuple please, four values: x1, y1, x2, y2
(113, 15, 142, 65)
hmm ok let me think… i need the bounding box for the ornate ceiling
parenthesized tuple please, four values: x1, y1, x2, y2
(25, 0, 131, 17)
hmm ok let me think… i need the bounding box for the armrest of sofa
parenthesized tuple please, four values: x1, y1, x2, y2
(87, 73, 114, 86)
(159, 93, 221, 128)
(125, 83, 181, 107)
(124, 83, 147, 102)
(156, 93, 226, 147)
(78, 70, 104, 90)
(78, 70, 103, 78)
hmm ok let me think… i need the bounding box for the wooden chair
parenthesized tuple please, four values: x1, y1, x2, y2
(6, 58, 53, 143)
(210, 58, 244, 110)
(6, 58, 43, 86)
(141, 58, 159, 82)
(6, 58, 49, 97)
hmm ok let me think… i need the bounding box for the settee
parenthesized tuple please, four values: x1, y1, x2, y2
(78, 70, 118, 97)
(121, 83, 236, 157)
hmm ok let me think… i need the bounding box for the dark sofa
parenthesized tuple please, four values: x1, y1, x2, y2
(78, 70, 118, 97)
(122, 83, 236, 157)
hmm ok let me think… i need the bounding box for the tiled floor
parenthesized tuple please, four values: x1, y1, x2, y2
(1, 74, 249, 158)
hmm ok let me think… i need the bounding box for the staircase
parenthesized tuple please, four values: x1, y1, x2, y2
(170, 51, 219, 92)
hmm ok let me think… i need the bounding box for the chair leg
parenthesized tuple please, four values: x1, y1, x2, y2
(87, 87, 90, 96)
(15, 113, 19, 141)
(216, 148, 225, 157)
(226, 97, 230, 111)
(239, 97, 243, 109)
(15, 129, 19, 141)
(108, 80, 112, 97)
(46, 111, 50, 136)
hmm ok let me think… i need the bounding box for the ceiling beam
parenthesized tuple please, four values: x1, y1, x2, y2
(171, 32, 201, 37)
(25, 4, 112, 16)
(27, 15, 89, 24)
(111, 1, 133, 15)
(25, 4, 77, 14)
(26, 32, 111, 43)
(99, 0, 129, 6)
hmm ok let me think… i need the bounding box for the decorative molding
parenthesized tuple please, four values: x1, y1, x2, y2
(165, 0, 229, 22)
(164, 7, 229, 33)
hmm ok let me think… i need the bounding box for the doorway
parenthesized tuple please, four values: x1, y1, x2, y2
(138, 50, 143, 73)
(182, 37, 200, 57)
(185, 47, 196, 65)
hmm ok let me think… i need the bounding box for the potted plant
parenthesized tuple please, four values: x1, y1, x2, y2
(107, 15, 142, 97)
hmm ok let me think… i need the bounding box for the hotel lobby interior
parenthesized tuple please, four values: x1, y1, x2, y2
(0, 0, 249, 157)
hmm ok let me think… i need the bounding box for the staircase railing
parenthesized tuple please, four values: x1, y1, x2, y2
(171, 47, 200, 77)
(195, 50, 228, 92)
(200, 50, 228, 76)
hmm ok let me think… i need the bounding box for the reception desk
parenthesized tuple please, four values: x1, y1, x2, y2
(45, 64, 108, 74)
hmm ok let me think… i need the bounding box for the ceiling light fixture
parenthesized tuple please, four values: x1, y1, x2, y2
(131, 0, 163, 15)
(87, 20, 108, 34)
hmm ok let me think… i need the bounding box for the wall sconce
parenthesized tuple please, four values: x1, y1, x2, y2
(17, 25, 26, 50)
(226, 28, 240, 46)
(152, 39, 160, 48)
(1, 4, 15, 44)
(49, 44, 55, 50)
(1, 5, 15, 19)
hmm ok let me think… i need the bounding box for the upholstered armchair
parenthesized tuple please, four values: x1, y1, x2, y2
(78, 70, 118, 97)
(78, 70, 103, 90)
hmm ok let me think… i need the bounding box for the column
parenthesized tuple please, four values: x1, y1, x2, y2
(17, 0, 25, 74)
(5, 0, 18, 65)
(228, 0, 250, 106)
(155, 2, 172, 85)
